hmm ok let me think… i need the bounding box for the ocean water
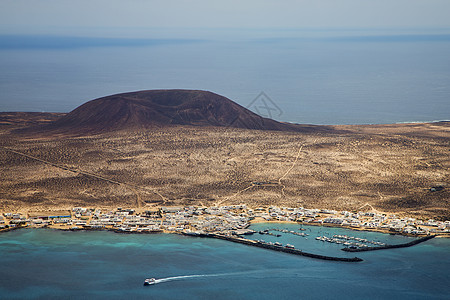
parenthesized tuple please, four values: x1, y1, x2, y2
(0, 30, 449, 125)
(0, 224, 449, 299)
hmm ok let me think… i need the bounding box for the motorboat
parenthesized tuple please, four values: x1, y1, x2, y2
(144, 278, 156, 286)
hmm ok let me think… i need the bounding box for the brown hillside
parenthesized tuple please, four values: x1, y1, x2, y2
(44, 89, 316, 134)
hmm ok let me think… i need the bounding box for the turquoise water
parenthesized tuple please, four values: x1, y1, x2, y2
(0, 225, 449, 299)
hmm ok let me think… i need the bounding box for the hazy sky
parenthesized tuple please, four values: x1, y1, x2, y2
(1, 0, 450, 37)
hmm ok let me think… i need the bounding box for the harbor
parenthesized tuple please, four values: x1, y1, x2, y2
(341, 235, 436, 252)
(315, 234, 387, 249)
(197, 233, 364, 262)
(0, 204, 445, 263)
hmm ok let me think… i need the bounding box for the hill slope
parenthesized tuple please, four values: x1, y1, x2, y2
(47, 90, 306, 134)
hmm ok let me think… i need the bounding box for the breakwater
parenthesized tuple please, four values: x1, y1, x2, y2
(191, 233, 363, 262)
(342, 235, 436, 252)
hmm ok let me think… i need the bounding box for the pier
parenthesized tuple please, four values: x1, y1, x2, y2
(195, 233, 363, 262)
(342, 235, 436, 252)
(270, 228, 308, 237)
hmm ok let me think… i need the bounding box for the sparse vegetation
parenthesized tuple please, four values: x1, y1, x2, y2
(0, 115, 448, 220)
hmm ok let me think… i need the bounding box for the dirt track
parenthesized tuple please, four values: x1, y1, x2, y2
(0, 117, 448, 220)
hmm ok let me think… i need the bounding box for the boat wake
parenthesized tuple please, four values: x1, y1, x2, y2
(151, 270, 265, 285)
(154, 274, 212, 284)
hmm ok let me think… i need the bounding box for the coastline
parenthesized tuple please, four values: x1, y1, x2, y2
(1, 205, 449, 238)
(1, 210, 445, 265)
(0, 219, 441, 265)
(2, 217, 449, 239)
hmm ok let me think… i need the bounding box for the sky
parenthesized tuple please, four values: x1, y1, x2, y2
(1, 0, 450, 37)
(0, 0, 449, 123)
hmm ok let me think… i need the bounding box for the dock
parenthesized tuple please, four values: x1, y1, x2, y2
(191, 233, 363, 262)
(342, 235, 436, 252)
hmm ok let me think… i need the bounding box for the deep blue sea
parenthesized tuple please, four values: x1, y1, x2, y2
(0, 30, 449, 124)
(1, 224, 449, 299)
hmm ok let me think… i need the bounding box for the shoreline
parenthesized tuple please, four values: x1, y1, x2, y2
(2, 220, 449, 239)
(0, 223, 441, 264)
(1, 205, 449, 239)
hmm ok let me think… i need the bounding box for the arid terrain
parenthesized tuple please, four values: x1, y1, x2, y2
(0, 112, 448, 220)
(0, 90, 448, 220)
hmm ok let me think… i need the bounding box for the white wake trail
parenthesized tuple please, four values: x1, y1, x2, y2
(155, 274, 212, 284)
(152, 270, 266, 285)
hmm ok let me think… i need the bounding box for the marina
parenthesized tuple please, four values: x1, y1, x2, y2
(0, 205, 444, 264)
(204, 233, 364, 262)
(341, 235, 436, 252)
(315, 235, 386, 249)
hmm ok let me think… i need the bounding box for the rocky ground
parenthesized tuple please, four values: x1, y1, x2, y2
(0, 114, 448, 220)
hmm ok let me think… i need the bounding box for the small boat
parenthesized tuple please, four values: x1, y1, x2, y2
(144, 278, 156, 286)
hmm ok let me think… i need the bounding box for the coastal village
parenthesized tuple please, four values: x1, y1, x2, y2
(1, 205, 449, 238)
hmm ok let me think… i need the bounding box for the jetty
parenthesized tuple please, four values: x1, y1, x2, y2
(270, 228, 309, 237)
(194, 233, 363, 262)
(342, 235, 436, 252)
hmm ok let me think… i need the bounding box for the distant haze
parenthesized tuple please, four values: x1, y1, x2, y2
(0, 1, 449, 124)
(1, 1, 450, 37)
